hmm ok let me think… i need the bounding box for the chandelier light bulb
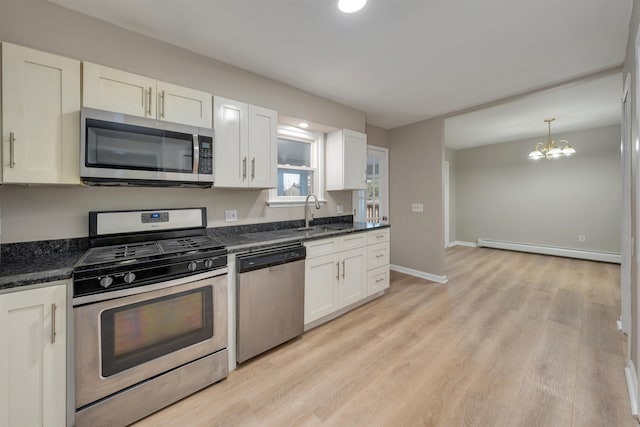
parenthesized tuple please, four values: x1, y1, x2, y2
(338, 0, 367, 13)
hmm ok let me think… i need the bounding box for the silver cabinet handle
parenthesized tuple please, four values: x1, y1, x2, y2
(147, 87, 152, 116)
(9, 132, 16, 168)
(51, 303, 57, 344)
(376, 254, 384, 258)
(341, 260, 345, 278)
(242, 157, 247, 180)
(160, 90, 165, 118)
(376, 278, 384, 283)
(251, 158, 255, 180)
(336, 261, 340, 280)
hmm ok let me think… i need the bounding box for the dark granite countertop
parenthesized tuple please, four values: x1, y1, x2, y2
(0, 217, 389, 292)
(211, 221, 390, 254)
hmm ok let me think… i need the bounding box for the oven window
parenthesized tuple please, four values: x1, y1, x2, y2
(86, 118, 194, 173)
(101, 287, 213, 377)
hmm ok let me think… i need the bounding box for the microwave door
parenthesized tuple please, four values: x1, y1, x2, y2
(80, 109, 207, 186)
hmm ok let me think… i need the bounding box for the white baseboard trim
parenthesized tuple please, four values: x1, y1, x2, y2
(390, 264, 448, 284)
(476, 239, 621, 264)
(626, 360, 639, 417)
(448, 241, 477, 248)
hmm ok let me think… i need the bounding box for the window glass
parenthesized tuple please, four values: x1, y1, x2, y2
(278, 138, 311, 167)
(270, 125, 323, 204)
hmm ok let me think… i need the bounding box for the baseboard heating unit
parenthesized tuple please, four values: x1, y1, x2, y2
(476, 239, 621, 264)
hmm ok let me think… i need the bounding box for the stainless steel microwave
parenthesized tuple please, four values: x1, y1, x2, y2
(80, 107, 214, 187)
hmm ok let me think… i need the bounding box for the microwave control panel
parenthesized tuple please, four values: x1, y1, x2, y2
(198, 135, 213, 174)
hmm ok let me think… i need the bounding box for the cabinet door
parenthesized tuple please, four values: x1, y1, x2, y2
(247, 104, 277, 188)
(213, 96, 248, 187)
(326, 129, 367, 191)
(2, 43, 80, 184)
(340, 247, 367, 307)
(0, 283, 67, 427)
(157, 81, 212, 128)
(342, 129, 367, 190)
(83, 62, 156, 118)
(305, 253, 340, 324)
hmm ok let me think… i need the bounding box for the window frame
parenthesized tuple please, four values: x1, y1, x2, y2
(267, 125, 325, 207)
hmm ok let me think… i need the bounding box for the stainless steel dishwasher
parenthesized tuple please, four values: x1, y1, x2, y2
(236, 244, 306, 363)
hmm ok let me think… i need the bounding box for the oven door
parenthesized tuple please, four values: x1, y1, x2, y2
(74, 274, 227, 409)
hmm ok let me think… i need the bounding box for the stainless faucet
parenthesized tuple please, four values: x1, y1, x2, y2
(304, 193, 321, 228)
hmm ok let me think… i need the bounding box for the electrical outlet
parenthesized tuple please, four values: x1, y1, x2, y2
(412, 203, 424, 213)
(225, 210, 238, 222)
(578, 235, 586, 243)
(337, 205, 344, 214)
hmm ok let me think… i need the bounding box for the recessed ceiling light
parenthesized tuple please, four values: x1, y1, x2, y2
(299, 122, 309, 128)
(338, 0, 367, 13)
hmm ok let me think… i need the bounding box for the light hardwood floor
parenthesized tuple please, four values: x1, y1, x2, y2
(134, 247, 636, 426)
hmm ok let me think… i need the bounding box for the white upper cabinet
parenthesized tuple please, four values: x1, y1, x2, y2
(326, 129, 367, 190)
(247, 104, 277, 188)
(2, 42, 81, 184)
(214, 96, 277, 188)
(82, 62, 212, 128)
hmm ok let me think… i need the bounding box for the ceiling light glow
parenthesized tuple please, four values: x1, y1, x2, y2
(338, 0, 367, 13)
(299, 122, 309, 128)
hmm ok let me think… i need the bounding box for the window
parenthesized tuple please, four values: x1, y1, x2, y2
(268, 125, 324, 206)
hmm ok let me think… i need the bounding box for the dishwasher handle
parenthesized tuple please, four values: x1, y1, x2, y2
(237, 246, 306, 273)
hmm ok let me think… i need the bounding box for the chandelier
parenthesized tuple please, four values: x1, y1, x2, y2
(528, 118, 576, 160)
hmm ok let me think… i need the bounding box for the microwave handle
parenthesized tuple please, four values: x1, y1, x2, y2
(193, 135, 200, 174)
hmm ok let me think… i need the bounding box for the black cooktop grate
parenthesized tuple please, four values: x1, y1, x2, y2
(81, 242, 161, 264)
(157, 236, 219, 254)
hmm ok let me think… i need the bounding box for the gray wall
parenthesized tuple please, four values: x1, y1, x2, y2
(0, 0, 364, 243)
(388, 118, 445, 277)
(454, 125, 621, 253)
(365, 124, 389, 148)
(623, 0, 640, 385)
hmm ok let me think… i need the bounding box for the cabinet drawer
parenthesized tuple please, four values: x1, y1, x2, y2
(367, 242, 390, 270)
(367, 266, 389, 295)
(341, 233, 367, 251)
(367, 228, 390, 245)
(305, 238, 340, 259)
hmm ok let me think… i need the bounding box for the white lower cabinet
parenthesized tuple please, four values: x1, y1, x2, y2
(366, 229, 390, 295)
(0, 282, 67, 427)
(304, 230, 389, 326)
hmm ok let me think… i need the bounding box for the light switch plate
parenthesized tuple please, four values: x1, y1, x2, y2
(337, 205, 344, 214)
(225, 210, 238, 222)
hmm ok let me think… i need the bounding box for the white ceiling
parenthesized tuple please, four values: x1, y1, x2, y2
(444, 72, 623, 149)
(50, 0, 631, 131)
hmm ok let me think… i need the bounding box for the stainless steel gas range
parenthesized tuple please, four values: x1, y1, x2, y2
(72, 207, 228, 426)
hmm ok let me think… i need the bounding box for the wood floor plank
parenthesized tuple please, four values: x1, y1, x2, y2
(133, 248, 634, 427)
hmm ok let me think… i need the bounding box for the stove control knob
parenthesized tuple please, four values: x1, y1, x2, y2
(204, 258, 214, 268)
(99, 276, 114, 288)
(123, 272, 136, 284)
(187, 261, 198, 272)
